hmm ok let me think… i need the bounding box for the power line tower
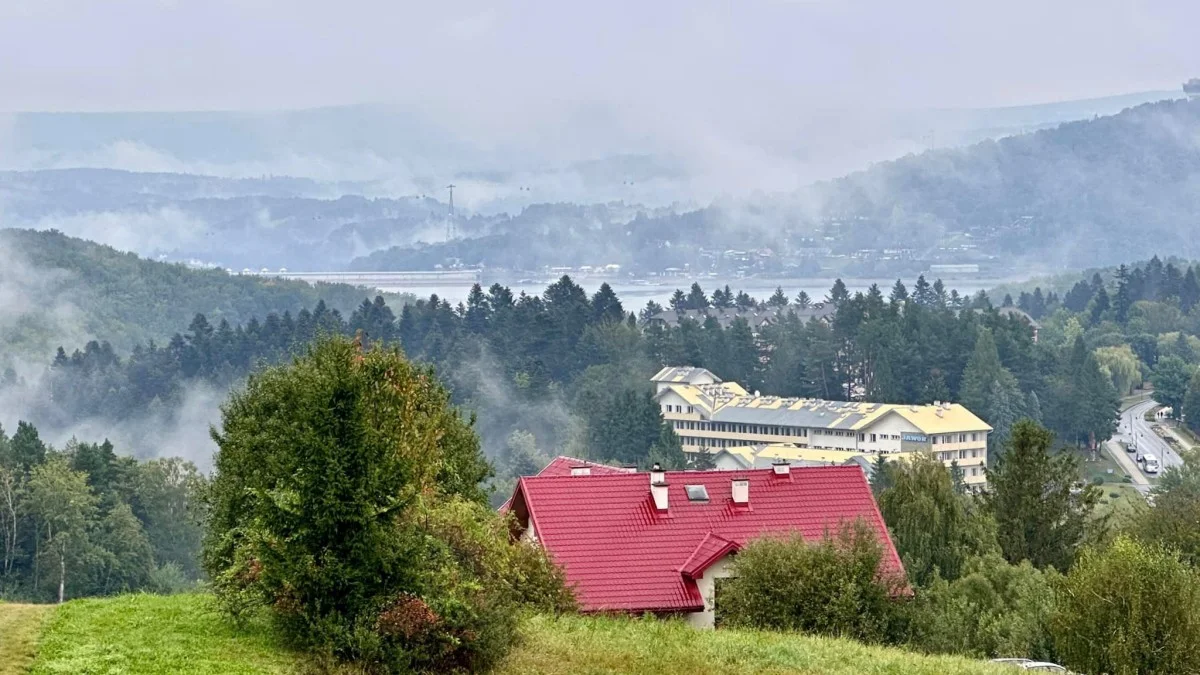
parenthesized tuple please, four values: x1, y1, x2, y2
(445, 184, 456, 241)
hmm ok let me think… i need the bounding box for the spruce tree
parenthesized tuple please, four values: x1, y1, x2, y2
(984, 420, 1098, 572)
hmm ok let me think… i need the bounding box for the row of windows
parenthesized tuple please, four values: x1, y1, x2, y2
(663, 404, 695, 414)
(672, 420, 809, 438)
(932, 449, 985, 462)
(931, 433, 984, 444)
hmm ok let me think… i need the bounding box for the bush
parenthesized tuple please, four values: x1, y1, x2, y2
(146, 562, 193, 595)
(905, 554, 1058, 661)
(717, 523, 903, 643)
(1051, 536, 1200, 675)
(202, 337, 559, 672)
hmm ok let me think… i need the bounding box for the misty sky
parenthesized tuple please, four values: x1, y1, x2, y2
(3, 0, 1197, 117)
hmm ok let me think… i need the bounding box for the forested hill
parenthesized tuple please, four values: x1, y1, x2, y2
(810, 97, 1200, 265)
(0, 228, 385, 357)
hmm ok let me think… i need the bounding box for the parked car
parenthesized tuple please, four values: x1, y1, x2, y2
(990, 658, 1069, 672)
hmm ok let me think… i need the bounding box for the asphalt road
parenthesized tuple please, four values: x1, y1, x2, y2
(1115, 399, 1183, 479)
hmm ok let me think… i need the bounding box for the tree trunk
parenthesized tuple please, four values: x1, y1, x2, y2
(58, 543, 66, 604)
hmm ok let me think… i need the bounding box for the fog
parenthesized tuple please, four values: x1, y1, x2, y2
(1, 2, 1197, 207)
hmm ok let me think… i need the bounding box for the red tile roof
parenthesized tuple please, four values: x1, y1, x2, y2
(498, 456, 635, 513)
(509, 466, 906, 614)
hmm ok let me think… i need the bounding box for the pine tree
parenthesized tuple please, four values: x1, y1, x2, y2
(1181, 267, 1200, 314)
(912, 275, 934, 306)
(1089, 286, 1110, 324)
(767, 286, 789, 307)
(827, 279, 850, 307)
(685, 282, 709, 310)
(984, 420, 1098, 572)
(669, 289, 687, 312)
(959, 329, 1004, 415)
(591, 283, 625, 324)
(646, 424, 687, 470)
(795, 290, 812, 308)
(889, 279, 909, 306)
(1183, 370, 1200, 433)
(1113, 264, 1132, 324)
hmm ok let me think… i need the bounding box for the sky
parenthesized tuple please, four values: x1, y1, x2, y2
(2, 0, 1197, 115)
(1, 0, 1198, 201)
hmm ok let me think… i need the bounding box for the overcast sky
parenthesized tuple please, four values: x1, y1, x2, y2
(2, 0, 1197, 115)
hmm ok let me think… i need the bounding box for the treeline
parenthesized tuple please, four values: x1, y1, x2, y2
(0, 421, 205, 602)
(40, 271, 1127, 506)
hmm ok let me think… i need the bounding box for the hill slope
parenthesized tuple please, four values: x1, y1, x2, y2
(810, 97, 1200, 266)
(0, 228, 386, 357)
(14, 593, 1008, 675)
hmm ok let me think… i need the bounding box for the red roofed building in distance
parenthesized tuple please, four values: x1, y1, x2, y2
(498, 456, 635, 513)
(506, 463, 906, 628)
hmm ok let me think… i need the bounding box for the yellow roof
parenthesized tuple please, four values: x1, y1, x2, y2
(718, 443, 915, 466)
(852, 404, 992, 435)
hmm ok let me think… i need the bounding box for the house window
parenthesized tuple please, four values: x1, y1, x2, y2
(959, 450, 967, 459)
(971, 468, 978, 476)
(971, 449, 978, 458)
(932, 436, 939, 445)
(870, 433, 877, 443)
(971, 433, 979, 442)
(684, 485, 710, 501)
(959, 434, 967, 443)
(687, 406, 694, 414)
(858, 433, 865, 442)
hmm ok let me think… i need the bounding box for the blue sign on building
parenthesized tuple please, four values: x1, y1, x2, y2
(901, 433, 929, 444)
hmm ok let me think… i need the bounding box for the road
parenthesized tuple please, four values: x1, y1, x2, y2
(1114, 399, 1183, 482)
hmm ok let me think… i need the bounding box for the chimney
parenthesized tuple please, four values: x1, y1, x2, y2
(570, 466, 592, 476)
(650, 462, 665, 485)
(651, 480, 670, 511)
(731, 477, 750, 505)
(772, 459, 791, 476)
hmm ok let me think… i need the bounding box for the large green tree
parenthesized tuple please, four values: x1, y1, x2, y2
(1052, 536, 1200, 675)
(983, 420, 1097, 572)
(1152, 355, 1194, 418)
(877, 454, 995, 587)
(204, 337, 537, 670)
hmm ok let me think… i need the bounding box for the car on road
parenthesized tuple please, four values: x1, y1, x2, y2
(1141, 453, 1161, 474)
(1122, 440, 1135, 453)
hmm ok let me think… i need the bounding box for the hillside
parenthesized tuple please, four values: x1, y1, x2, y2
(810, 97, 1200, 266)
(10, 593, 1008, 675)
(0, 228, 387, 357)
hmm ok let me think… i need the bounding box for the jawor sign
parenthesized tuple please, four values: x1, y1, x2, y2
(900, 432, 931, 453)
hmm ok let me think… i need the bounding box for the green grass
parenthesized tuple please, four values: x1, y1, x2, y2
(20, 594, 1012, 675)
(0, 602, 51, 675)
(1093, 482, 1148, 530)
(495, 614, 1009, 675)
(29, 594, 298, 675)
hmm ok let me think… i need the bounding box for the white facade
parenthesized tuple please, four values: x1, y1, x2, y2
(654, 369, 991, 488)
(686, 554, 736, 629)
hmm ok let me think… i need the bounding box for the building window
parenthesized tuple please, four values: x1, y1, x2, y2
(959, 450, 967, 459)
(959, 434, 967, 443)
(931, 436, 939, 445)
(971, 433, 978, 442)
(971, 449, 978, 458)
(971, 468, 978, 476)
(687, 406, 694, 414)
(858, 433, 865, 442)
(870, 433, 877, 443)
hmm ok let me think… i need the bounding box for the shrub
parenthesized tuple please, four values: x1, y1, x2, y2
(202, 337, 560, 672)
(905, 554, 1058, 661)
(717, 523, 903, 643)
(1051, 535, 1200, 674)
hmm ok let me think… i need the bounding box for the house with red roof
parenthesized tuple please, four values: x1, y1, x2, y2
(505, 462, 906, 628)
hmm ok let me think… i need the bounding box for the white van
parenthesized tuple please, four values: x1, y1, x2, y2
(1141, 454, 1161, 474)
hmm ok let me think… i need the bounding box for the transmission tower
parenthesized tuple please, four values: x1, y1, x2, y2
(445, 184, 456, 240)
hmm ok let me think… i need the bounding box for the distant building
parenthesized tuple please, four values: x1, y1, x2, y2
(711, 443, 914, 476)
(652, 367, 993, 489)
(928, 263, 980, 277)
(1185, 78, 1200, 100)
(505, 465, 907, 627)
(994, 306, 1041, 343)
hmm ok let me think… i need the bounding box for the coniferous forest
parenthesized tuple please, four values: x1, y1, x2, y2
(30, 258, 1200, 507)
